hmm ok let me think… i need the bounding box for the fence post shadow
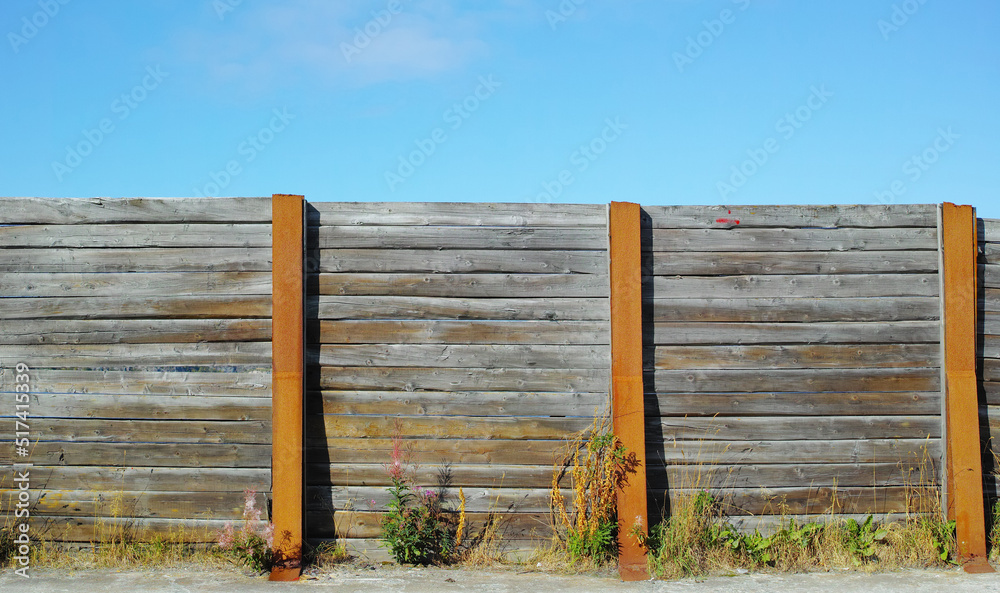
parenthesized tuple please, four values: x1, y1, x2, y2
(976, 217, 997, 543)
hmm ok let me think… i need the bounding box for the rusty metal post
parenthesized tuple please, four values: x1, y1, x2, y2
(608, 201, 649, 581)
(269, 194, 306, 581)
(940, 202, 993, 573)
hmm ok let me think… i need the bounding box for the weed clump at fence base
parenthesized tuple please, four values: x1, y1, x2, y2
(640, 490, 957, 579)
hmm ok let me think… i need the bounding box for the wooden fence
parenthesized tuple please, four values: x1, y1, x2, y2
(0, 197, 994, 577)
(980, 217, 1000, 509)
(0, 197, 273, 542)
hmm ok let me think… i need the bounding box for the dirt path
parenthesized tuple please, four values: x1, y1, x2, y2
(2, 565, 1000, 593)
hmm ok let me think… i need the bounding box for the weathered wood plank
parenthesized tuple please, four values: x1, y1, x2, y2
(0, 321, 271, 346)
(650, 274, 938, 298)
(649, 367, 940, 393)
(313, 273, 608, 298)
(0, 247, 271, 272)
(650, 228, 937, 252)
(651, 250, 939, 276)
(314, 320, 609, 345)
(30, 419, 271, 444)
(316, 366, 608, 392)
(26, 516, 233, 542)
(982, 312, 1000, 337)
(315, 249, 606, 274)
(654, 486, 924, 516)
(649, 415, 941, 441)
(0, 343, 270, 368)
(0, 442, 271, 467)
(3, 272, 272, 297)
(650, 297, 940, 323)
(0, 295, 272, 320)
(651, 462, 928, 489)
(981, 218, 1000, 242)
(307, 202, 607, 227)
(313, 296, 609, 321)
(309, 463, 561, 489)
(5, 489, 265, 519)
(309, 438, 573, 466)
(307, 509, 555, 540)
(650, 438, 942, 465)
(983, 289, 1000, 312)
(980, 242, 1000, 264)
(313, 344, 609, 369)
(651, 391, 941, 416)
(650, 322, 941, 345)
(0, 224, 271, 247)
(11, 393, 270, 421)
(308, 390, 608, 417)
(652, 344, 939, 369)
(0, 369, 271, 396)
(982, 264, 1000, 289)
(0, 197, 271, 224)
(12, 466, 269, 492)
(308, 486, 568, 515)
(643, 204, 938, 229)
(309, 415, 593, 441)
(311, 226, 607, 250)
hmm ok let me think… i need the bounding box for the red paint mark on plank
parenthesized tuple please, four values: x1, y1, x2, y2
(716, 218, 740, 224)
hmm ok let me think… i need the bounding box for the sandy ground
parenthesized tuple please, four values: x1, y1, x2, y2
(2, 565, 1000, 593)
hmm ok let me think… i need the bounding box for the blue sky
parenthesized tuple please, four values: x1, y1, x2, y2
(2, 0, 998, 217)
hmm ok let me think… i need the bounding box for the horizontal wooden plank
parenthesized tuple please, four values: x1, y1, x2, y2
(654, 486, 923, 517)
(10, 466, 269, 492)
(650, 274, 938, 298)
(313, 273, 608, 298)
(4, 272, 271, 297)
(650, 228, 937, 252)
(983, 312, 1000, 337)
(983, 264, 1000, 289)
(0, 321, 271, 346)
(652, 250, 939, 276)
(0, 223, 271, 247)
(28, 419, 271, 444)
(310, 463, 561, 489)
(651, 462, 927, 489)
(309, 486, 567, 515)
(0, 343, 270, 368)
(311, 226, 606, 250)
(649, 367, 940, 393)
(312, 344, 609, 369)
(643, 204, 938, 229)
(984, 289, 1000, 312)
(651, 391, 941, 416)
(313, 296, 609, 321)
(315, 249, 606, 274)
(650, 322, 941, 345)
(309, 391, 608, 417)
(0, 247, 270, 272)
(310, 438, 572, 466)
(0, 369, 271, 396)
(309, 415, 593, 441)
(652, 344, 940, 370)
(314, 320, 609, 345)
(307, 202, 607, 227)
(650, 438, 942, 465)
(650, 297, 940, 323)
(650, 415, 941, 441)
(9, 393, 270, 421)
(315, 366, 608, 392)
(0, 442, 271, 467)
(308, 509, 555, 540)
(5, 489, 265, 519)
(981, 218, 1000, 242)
(0, 295, 272, 320)
(26, 516, 234, 542)
(980, 242, 1000, 265)
(0, 197, 271, 224)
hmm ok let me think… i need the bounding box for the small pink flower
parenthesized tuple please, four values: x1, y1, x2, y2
(218, 522, 236, 548)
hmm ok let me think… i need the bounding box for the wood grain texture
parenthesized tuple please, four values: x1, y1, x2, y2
(651, 391, 941, 416)
(0, 247, 271, 272)
(308, 390, 608, 417)
(649, 274, 938, 299)
(15, 466, 269, 492)
(650, 415, 941, 441)
(311, 226, 606, 250)
(316, 249, 605, 274)
(5, 271, 272, 297)
(0, 295, 272, 320)
(316, 366, 609, 392)
(313, 273, 608, 298)
(313, 344, 609, 369)
(0, 342, 270, 369)
(0, 224, 271, 247)
(650, 228, 937, 252)
(310, 438, 576, 466)
(649, 367, 940, 393)
(0, 320, 271, 346)
(6, 489, 267, 519)
(19, 393, 271, 421)
(0, 368, 271, 395)
(651, 344, 940, 369)
(313, 296, 609, 321)
(649, 297, 940, 323)
(30, 419, 272, 444)
(0, 442, 271, 467)
(650, 438, 941, 465)
(651, 250, 939, 275)
(309, 415, 593, 441)
(308, 202, 607, 227)
(314, 320, 609, 345)
(25, 516, 234, 542)
(650, 322, 941, 345)
(643, 204, 938, 229)
(0, 197, 271, 224)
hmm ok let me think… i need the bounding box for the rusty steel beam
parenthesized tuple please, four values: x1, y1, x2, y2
(269, 194, 306, 581)
(608, 201, 649, 581)
(940, 202, 993, 573)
